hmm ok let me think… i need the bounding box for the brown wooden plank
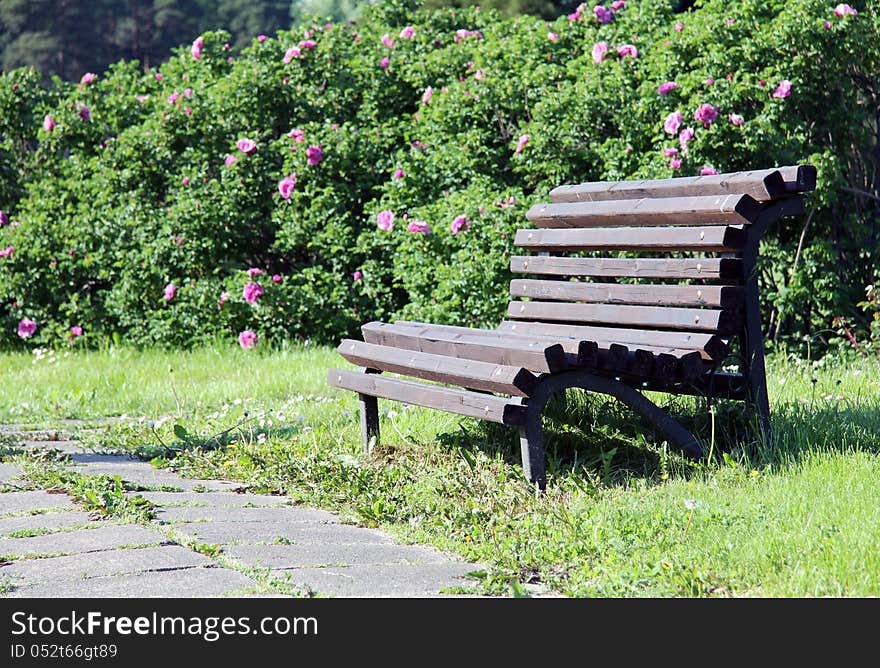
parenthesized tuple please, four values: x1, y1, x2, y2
(497, 320, 729, 361)
(509, 279, 744, 308)
(390, 320, 588, 360)
(337, 339, 538, 397)
(327, 369, 527, 425)
(513, 226, 745, 252)
(360, 321, 569, 373)
(549, 169, 788, 203)
(506, 301, 741, 334)
(511, 255, 742, 280)
(778, 165, 817, 192)
(527, 194, 762, 228)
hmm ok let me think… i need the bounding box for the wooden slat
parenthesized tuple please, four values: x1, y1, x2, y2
(778, 165, 817, 193)
(527, 194, 762, 228)
(327, 369, 527, 425)
(497, 320, 729, 361)
(511, 256, 742, 280)
(337, 339, 538, 397)
(513, 226, 745, 252)
(509, 279, 744, 308)
(394, 320, 608, 370)
(506, 301, 741, 334)
(361, 321, 569, 373)
(549, 169, 788, 203)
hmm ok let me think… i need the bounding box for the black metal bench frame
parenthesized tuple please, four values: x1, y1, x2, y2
(328, 166, 816, 489)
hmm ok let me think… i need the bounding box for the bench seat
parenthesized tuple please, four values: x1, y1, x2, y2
(327, 165, 816, 489)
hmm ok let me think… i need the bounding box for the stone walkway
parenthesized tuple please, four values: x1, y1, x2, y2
(0, 429, 484, 598)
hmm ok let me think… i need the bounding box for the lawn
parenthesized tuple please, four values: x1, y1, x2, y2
(2, 343, 879, 597)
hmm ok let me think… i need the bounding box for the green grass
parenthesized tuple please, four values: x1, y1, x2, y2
(1, 344, 879, 597)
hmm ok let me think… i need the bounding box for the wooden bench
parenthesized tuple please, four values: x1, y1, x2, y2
(327, 165, 816, 489)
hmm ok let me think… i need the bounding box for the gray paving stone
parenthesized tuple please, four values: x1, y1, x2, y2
(277, 562, 483, 598)
(9, 565, 257, 598)
(0, 463, 25, 485)
(0, 524, 169, 558)
(21, 440, 92, 454)
(1, 545, 214, 588)
(156, 505, 339, 524)
(170, 520, 396, 546)
(0, 510, 94, 536)
(66, 457, 240, 492)
(133, 491, 293, 508)
(225, 542, 452, 570)
(0, 490, 75, 515)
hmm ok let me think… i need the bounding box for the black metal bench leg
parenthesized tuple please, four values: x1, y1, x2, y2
(518, 409, 547, 491)
(359, 393, 379, 453)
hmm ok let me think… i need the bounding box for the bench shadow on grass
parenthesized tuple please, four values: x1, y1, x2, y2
(435, 389, 880, 488)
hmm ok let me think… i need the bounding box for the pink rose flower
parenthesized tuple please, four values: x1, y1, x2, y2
(352, 270, 363, 281)
(612, 0, 625, 8)
(218, 291, 230, 310)
(183, 88, 192, 98)
(246, 268, 263, 277)
(381, 33, 395, 47)
(278, 174, 297, 200)
(43, 114, 55, 131)
(772, 80, 792, 98)
(515, 134, 530, 153)
(243, 282, 264, 304)
(705, 77, 714, 85)
(225, 154, 237, 167)
(0, 245, 14, 258)
(679, 126, 695, 150)
(568, 9, 581, 21)
(693, 103, 718, 127)
(257, 34, 267, 42)
(0, 210, 7, 226)
(380, 57, 390, 69)
(80, 72, 96, 85)
(17, 318, 37, 339)
(272, 274, 282, 283)
(450, 215, 470, 235)
(238, 330, 257, 349)
(548, 32, 560, 42)
(407, 220, 431, 234)
(422, 86, 433, 105)
(306, 145, 323, 165)
(824, 20, 832, 29)
(834, 4, 858, 17)
(283, 47, 301, 63)
(658, 81, 678, 95)
(298, 40, 317, 49)
(729, 113, 744, 126)
(663, 148, 678, 157)
(78, 103, 90, 121)
(168, 92, 179, 104)
(182, 177, 190, 186)
(669, 158, 682, 169)
(191, 36, 203, 61)
(184, 107, 192, 116)
(376, 210, 394, 231)
(664, 111, 683, 135)
(700, 166, 718, 175)
(617, 44, 638, 59)
(155, 72, 163, 81)
(675, 21, 684, 31)
(69, 326, 83, 339)
(237, 138, 256, 154)
(163, 283, 177, 301)
(288, 128, 305, 142)
(400, 26, 415, 39)
(594, 6, 615, 24)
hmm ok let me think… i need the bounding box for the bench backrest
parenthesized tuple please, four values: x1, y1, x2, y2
(503, 166, 817, 366)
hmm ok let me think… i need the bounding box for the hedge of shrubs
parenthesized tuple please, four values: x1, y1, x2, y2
(0, 0, 877, 351)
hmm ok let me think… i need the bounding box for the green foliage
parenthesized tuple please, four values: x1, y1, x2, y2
(0, 0, 878, 350)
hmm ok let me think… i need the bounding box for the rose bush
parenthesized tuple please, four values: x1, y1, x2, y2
(0, 0, 877, 351)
